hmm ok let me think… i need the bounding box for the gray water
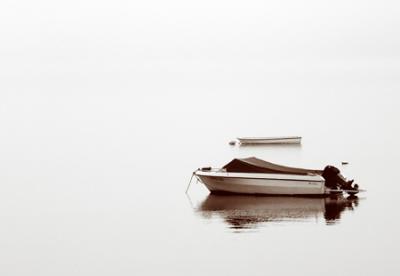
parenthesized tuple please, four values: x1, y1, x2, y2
(1, 1, 400, 275)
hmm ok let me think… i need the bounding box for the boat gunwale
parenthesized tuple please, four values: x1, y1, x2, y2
(195, 170, 324, 183)
(237, 136, 301, 141)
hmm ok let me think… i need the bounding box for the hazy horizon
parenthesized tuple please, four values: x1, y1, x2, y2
(1, 1, 400, 275)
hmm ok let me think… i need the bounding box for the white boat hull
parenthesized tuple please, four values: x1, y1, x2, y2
(237, 136, 301, 144)
(196, 171, 326, 195)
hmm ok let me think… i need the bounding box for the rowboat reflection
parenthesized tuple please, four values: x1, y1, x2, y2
(197, 195, 359, 229)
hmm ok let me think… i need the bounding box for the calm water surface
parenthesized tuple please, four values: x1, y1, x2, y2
(1, 1, 400, 275)
(1, 92, 399, 275)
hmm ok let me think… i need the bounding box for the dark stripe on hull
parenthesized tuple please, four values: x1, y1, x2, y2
(210, 190, 332, 198)
(202, 175, 324, 183)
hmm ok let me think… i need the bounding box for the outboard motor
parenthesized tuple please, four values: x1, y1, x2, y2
(322, 165, 356, 190)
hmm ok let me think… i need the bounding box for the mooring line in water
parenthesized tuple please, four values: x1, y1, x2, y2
(185, 169, 199, 194)
(185, 171, 196, 194)
(185, 192, 195, 210)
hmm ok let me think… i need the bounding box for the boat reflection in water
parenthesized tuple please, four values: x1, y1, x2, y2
(197, 195, 360, 230)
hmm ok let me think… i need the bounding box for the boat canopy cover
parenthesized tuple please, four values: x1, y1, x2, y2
(223, 157, 323, 175)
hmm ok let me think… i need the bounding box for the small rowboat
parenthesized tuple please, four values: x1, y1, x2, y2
(237, 136, 301, 145)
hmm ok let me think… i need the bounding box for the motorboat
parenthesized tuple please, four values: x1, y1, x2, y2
(237, 136, 301, 145)
(191, 157, 361, 196)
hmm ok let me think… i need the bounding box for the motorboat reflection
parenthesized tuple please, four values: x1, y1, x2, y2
(196, 194, 360, 229)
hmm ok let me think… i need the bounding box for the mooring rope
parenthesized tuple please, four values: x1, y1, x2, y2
(185, 170, 198, 194)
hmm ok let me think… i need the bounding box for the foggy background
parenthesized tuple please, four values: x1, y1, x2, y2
(1, 1, 400, 275)
(2, 0, 400, 137)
